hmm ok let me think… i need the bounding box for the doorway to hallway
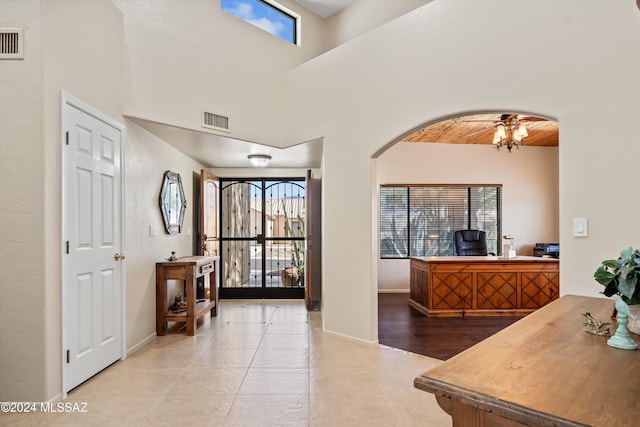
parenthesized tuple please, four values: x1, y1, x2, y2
(219, 178, 306, 299)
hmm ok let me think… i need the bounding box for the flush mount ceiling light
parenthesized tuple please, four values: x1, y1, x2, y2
(247, 154, 271, 167)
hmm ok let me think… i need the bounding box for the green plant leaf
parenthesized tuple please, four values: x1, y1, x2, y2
(620, 247, 634, 261)
(628, 285, 640, 305)
(622, 264, 635, 279)
(602, 280, 619, 297)
(618, 274, 637, 299)
(594, 266, 615, 285)
(596, 248, 640, 302)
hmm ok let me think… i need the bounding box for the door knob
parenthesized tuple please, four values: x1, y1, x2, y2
(114, 253, 126, 261)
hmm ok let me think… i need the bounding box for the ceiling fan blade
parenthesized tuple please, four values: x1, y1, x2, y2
(458, 119, 498, 122)
(518, 116, 547, 122)
(465, 125, 497, 137)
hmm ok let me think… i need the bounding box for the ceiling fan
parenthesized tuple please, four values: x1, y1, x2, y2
(463, 114, 547, 130)
(464, 114, 548, 152)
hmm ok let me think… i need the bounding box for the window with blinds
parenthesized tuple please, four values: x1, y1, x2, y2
(380, 185, 502, 258)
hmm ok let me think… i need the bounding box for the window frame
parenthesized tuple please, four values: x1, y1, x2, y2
(379, 184, 502, 259)
(221, 0, 302, 46)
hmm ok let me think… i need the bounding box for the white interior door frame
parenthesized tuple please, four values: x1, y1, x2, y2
(60, 91, 127, 398)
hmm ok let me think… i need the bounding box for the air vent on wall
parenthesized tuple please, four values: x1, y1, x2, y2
(202, 110, 230, 133)
(0, 28, 24, 59)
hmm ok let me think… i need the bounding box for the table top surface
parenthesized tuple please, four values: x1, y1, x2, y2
(156, 255, 219, 266)
(411, 255, 558, 263)
(415, 295, 639, 427)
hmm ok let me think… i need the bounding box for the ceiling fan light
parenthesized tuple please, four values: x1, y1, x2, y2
(495, 124, 506, 142)
(248, 154, 271, 167)
(513, 131, 523, 143)
(517, 123, 528, 139)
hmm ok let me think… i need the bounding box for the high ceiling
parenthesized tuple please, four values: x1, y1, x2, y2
(402, 114, 559, 147)
(293, 0, 357, 18)
(129, 113, 557, 169)
(128, 117, 323, 169)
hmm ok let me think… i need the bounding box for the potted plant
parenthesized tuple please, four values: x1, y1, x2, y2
(594, 247, 640, 338)
(281, 200, 305, 287)
(594, 247, 640, 304)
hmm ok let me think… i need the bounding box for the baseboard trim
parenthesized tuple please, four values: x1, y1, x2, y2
(378, 289, 410, 294)
(46, 393, 62, 405)
(127, 332, 156, 357)
(323, 329, 379, 347)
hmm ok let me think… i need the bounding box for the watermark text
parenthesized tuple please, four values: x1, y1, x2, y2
(0, 401, 88, 413)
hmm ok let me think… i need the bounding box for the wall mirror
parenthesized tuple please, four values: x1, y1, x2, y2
(159, 170, 187, 234)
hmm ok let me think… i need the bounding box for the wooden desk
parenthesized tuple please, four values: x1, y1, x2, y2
(415, 295, 639, 427)
(409, 256, 559, 317)
(156, 255, 218, 336)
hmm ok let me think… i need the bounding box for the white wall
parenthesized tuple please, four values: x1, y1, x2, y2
(42, 0, 124, 398)
(0, 0, 127, 402)
(284, 0, 640, 342)
(0, 0, 45, 402)
(0, 0, 208, 402)
(377, 142, 559, 291)
(212, 168, 320, 179)
(324, 0, 432, 51)
(124, 120, 207, 350)
(42, 0, 126, 401)
(113, 0, 325, 149)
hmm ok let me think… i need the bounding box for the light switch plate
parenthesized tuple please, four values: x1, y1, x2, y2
(573, 218, 588, 237)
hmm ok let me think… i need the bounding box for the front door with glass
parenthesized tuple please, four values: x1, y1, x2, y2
(219, 179, 305, 299)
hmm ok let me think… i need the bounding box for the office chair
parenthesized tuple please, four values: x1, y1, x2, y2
(454, 230, 489, 256)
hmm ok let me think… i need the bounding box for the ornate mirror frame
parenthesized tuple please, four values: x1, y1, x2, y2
(159, 170, 187, 234)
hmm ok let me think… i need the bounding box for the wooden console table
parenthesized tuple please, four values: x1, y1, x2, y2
(415, 295, 639, 427)
(156, 255, 218, 336)
(409, 256, 559, 317)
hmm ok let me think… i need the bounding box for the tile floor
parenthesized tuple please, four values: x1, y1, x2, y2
(2, 300, 451, 426)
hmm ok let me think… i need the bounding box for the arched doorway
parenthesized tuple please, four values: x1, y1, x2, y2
(374, 111, 559, 358)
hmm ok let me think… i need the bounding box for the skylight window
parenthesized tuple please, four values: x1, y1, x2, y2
(222, 0, 300, 45)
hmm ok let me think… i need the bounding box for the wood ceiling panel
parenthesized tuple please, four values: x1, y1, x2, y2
(402, 114, 558, 147)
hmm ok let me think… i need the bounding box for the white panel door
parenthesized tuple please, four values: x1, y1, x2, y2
(63, 98, 124, 392)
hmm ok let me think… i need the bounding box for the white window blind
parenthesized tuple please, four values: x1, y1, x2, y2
(380, 185, 502, 258)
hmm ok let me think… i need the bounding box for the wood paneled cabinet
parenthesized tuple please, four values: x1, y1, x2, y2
(409, 256, 559, 317)
(156, 255, 219, 336)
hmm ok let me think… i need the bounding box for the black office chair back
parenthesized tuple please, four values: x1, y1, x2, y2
(454, 230, 488, 256)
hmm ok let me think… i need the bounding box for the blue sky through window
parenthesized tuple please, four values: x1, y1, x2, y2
(222, 0, 296, 44)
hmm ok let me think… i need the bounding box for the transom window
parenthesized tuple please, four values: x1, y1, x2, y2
(221, 0, 300, 45)
(380, 185, 502, 258)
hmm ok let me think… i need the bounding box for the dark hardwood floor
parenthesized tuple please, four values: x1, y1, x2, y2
(378, 293, 521, 360)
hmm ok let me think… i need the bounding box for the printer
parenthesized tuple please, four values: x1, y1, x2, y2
(534, 243, 559, 258)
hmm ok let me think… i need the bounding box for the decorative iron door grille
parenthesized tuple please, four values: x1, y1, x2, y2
(219, 178, 305, 299)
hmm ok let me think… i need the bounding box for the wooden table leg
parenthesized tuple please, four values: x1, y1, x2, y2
(211, 261, 218, 317)
(155, 266, 167, 336)
(185, 268, 196, 336)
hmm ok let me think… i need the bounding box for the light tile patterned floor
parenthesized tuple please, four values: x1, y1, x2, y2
(1, 300, 451, 426)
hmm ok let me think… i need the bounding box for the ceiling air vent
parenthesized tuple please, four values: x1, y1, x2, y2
(202, 110, 230, 133)
(0, 28, 24, 59)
